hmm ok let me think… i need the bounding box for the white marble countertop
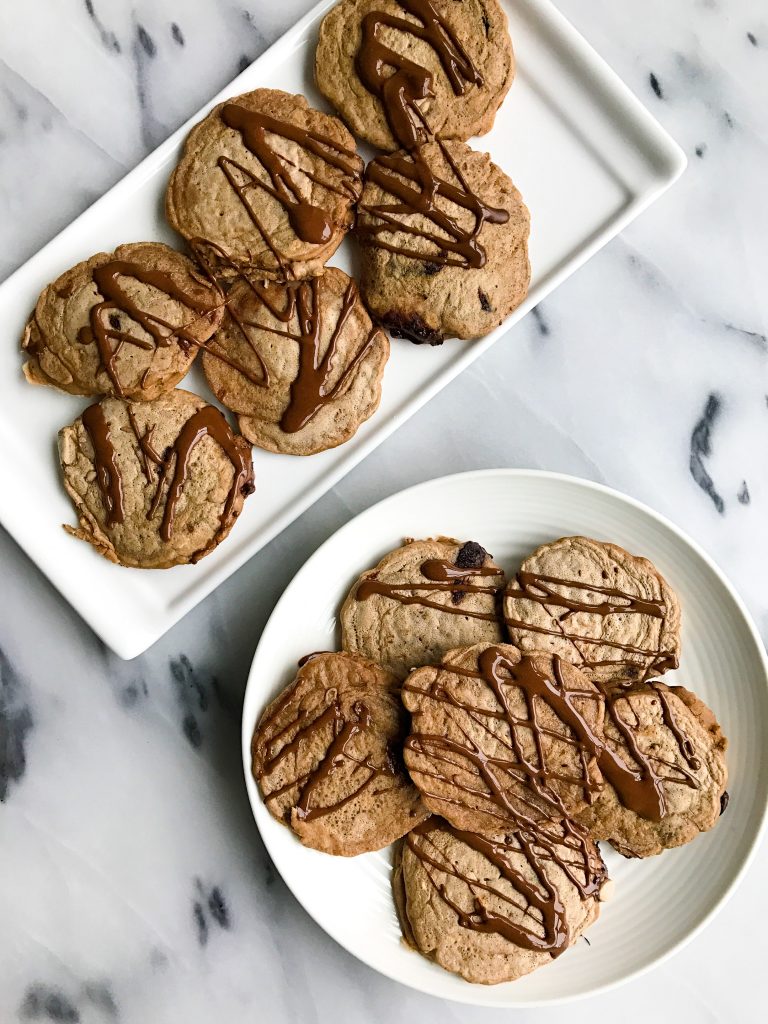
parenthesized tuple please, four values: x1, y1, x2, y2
(1, 1, 766, 1021)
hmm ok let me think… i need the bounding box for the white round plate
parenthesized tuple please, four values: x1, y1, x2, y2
(242, 470, 768, 1006)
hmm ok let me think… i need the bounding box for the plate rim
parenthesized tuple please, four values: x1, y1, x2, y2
(0, 0, 686, 660)
(241, 467, 768, 1007)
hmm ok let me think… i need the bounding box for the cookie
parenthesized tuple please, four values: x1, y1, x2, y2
(166, 88, 363, 282)
(202, 268, 389, 455)
(58, 389, 254, 568)
(504, 536, 682, 687)
(252, 652, 427, 855)
(21, 242, 223, 401)
(356, 140, 530, 343)
(394, 817, 608, 984)
(402, 644, 605, 831)
(315, 0, 514, 152)
(340, 538, 506, 678)
(576, 682, 728, 858)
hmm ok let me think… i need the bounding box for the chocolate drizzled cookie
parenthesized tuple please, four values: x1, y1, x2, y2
(202, 268, 389, 455)
(316, 0, 515, 152)
(356, 140, 530, 343)
(341, 537, 507, 677)
(402, 643, 606, 831)
(503, 536, 682, 686)
(252, 652, 427, 855)
(166, 88, 363, 282)
(576, 682, 728, 857)
(22, 242, 224, 401)
(58, 389, 254, 568)
(394, 816, 608, 983)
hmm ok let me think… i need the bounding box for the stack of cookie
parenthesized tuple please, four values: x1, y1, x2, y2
(252, 535, 728, 985)
(316, 0, 531, 344)
(20, 0, 530, 567)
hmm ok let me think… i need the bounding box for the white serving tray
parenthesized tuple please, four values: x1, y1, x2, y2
(0, 0, 686, 659)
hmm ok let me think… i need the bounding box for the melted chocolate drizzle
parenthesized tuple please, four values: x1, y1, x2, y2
(597, 682, 701, 822)
(83, 402, 253, 557)
(257, 690, 397, 822)
(355, 550, 504, 620)
(357, 143, 509, 269)
(505, 570, 679, 678)
(406, 816, 606, 957)
(79, 259, 220, 396)
(406, 648, 702, 825)
(205, 276, 380, 434)
(406, 649, 605, 823)
(353, 2, 507, 269)
(81, 403, 125, 526)
(355, 0, 483, 149)
(214, 103, 362, 274)
(157, 406, 253, 551)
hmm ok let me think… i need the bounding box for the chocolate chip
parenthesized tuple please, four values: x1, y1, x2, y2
(109, 314, 121, 330)
(720, 790, 729, 815)
(423, 261, 442, 276)
(382, 311, 443, 346)
(455, 541, 488, 569)
(478, 288, 492, 312)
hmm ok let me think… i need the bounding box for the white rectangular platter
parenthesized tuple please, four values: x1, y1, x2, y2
(0, 0, 685, 659)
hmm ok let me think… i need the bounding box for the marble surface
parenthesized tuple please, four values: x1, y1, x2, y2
(1, 0, 766, 1020)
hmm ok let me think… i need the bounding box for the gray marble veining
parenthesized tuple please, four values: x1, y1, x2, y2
(1, 1, 766, 1021)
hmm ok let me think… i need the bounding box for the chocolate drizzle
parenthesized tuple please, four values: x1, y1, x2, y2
(81, 404, 125, 526)
(405, 817, 606, 957)
(357, 143, 510, 269)
(215, 102, 362, 273)
(206, 276, 380, 434)
(596, 682, 701, 822)
(355, 548, 503, 619)
(157, 406, 253, 549)
(355, 0, 483, 149)
(257, 691, 397, 822)
(405, 649, 605, 824)
(505, 570, 678, 678)
(79, 259, 219, 396)
(353, 2, 507, 269)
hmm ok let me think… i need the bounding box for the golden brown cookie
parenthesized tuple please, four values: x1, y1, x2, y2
(402, 644, 606, 832)
(504, 536, 682, 687)
(21, 242, 223, 401)
(202, 269, 389, 455)
(340, 538, 506, 678)
(166, 88, 363, 282)
(252, 652, 428, 855)
(58, 389, 254, 568)
(394, 817, 608, 984)
(315, 0, 514, 151)
(576, 682, 728, 858)
(356, 141, 530, 343)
